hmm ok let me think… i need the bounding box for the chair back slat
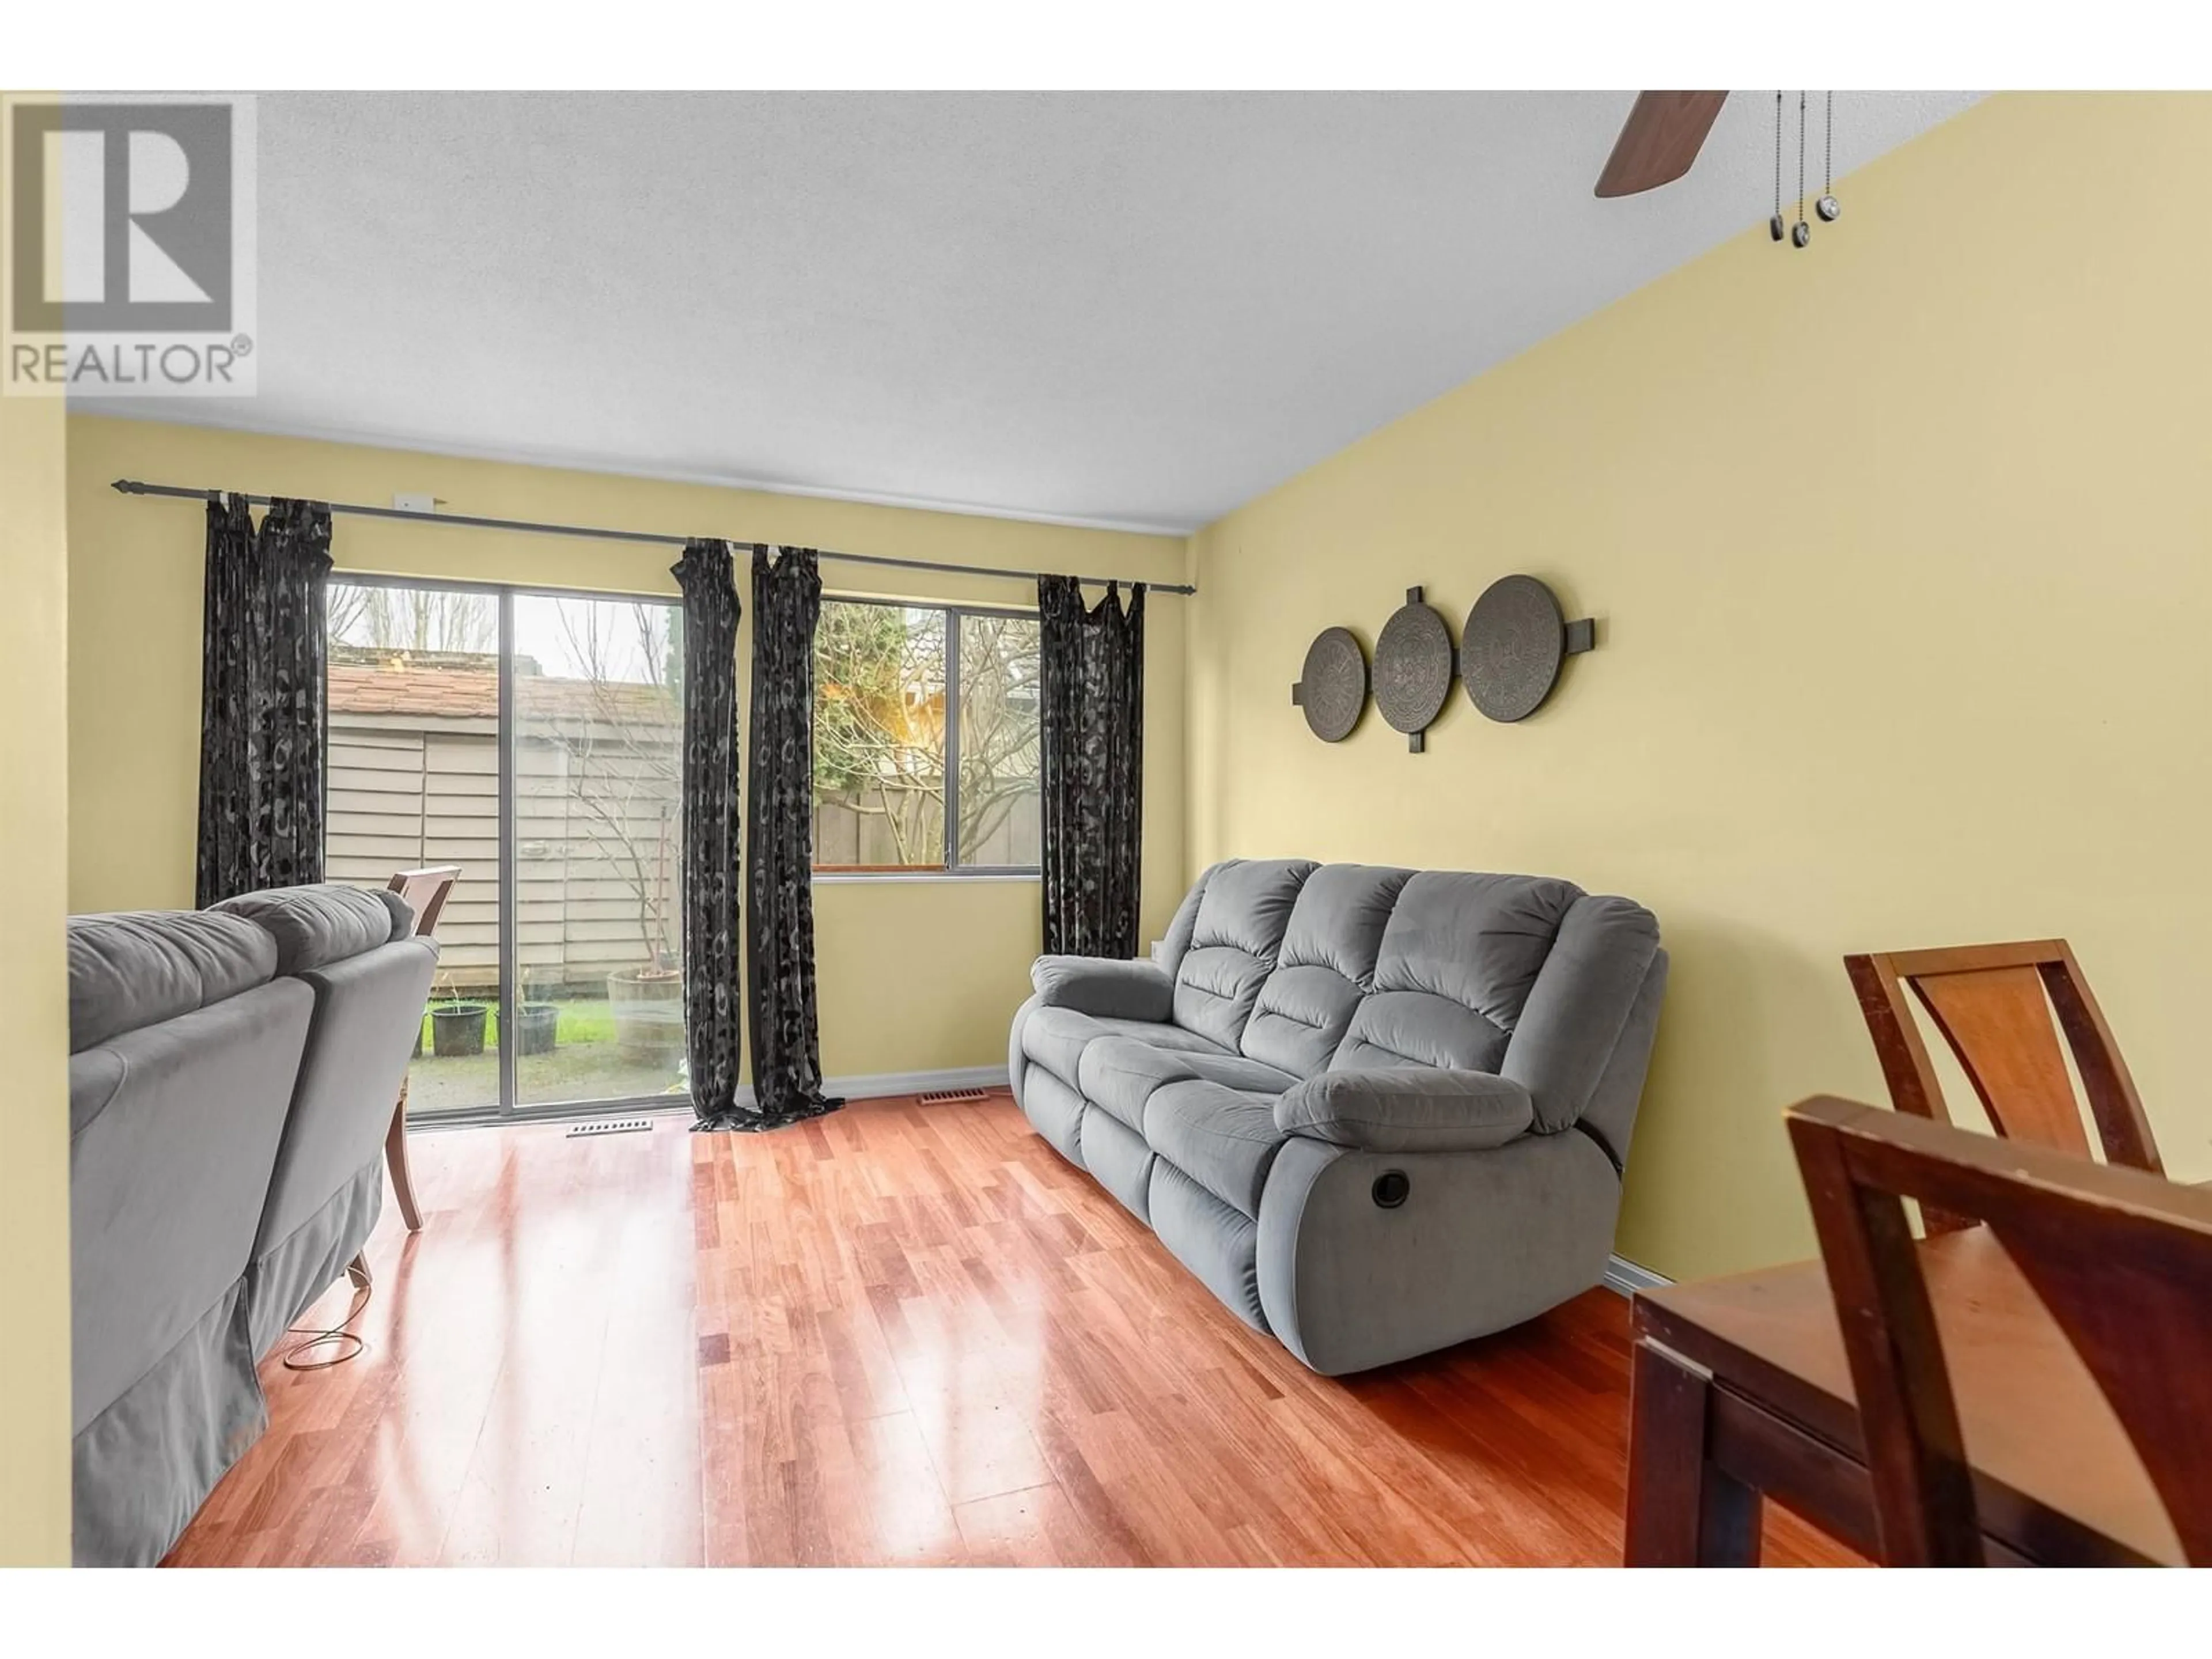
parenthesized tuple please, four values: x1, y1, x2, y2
(1911, 964, 2091, 1160)
(1843, 941, 2161, 1197)
(386, 865, 461, 938)
(1787, 1096, 2212, 1566)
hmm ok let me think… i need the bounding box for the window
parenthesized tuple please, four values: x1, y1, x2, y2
(812, 599, 1041, 872)
(326, 577, 686, 1120)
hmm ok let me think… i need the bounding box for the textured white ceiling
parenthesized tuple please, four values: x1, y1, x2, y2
(97, 91, 1980, 532)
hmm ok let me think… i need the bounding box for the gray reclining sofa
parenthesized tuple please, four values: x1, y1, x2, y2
(1008, 861, 1666, 1375)
(67, 884, 435, 1566)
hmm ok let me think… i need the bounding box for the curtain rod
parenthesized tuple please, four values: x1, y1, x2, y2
(108, 478, 1198, 597)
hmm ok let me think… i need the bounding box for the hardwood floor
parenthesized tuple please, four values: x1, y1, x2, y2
(166, 1094, 1859, 1567)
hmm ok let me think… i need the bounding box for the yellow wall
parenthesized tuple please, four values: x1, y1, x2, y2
(1188, 94, 2212, 1281)
(0, 389, 74, 1561)
(66, 416, 1188, 1081)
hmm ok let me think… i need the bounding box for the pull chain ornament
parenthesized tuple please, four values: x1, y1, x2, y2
(1770, 92, 1785, 241)
(1816, 91, 1840, 221)
(1791, 92, 1812, 247)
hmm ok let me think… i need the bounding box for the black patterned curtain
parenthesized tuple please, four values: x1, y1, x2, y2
(1037, 575, 1146, 958)
(744, 547, 843, 1128)
(195, 493, 335, 908)
(671, 539, 747, 1127)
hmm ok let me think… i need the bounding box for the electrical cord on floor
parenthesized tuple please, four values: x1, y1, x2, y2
(280, 1253, 374, 1371)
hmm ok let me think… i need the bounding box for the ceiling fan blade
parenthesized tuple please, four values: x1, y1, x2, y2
(1594, 91, 1729, 198)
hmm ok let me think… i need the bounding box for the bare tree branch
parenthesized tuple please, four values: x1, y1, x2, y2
(539, 600, 681, 971)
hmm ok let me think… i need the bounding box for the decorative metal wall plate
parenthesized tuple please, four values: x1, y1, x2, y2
(1373, 586, 1453, 752)
(1459, 574, 1596, 723)
(1290, 626, 1368, 743)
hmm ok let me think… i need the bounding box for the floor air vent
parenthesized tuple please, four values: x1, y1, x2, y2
(917, 1088, 993, 1104)
(566, 1117, 656, 1138)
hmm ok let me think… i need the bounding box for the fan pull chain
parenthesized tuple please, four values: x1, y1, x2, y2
(1792, 92, 1811, 247)
(1770, 92, 1785, 242)
(1817, 91, 1841, 221)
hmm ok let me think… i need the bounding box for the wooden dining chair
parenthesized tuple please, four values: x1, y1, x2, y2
(1843, 942, 2162, 1203)
(384, 866, 461, 1232)
(1786, 1094, 2212, 1566)
(388, 864, 462, 937)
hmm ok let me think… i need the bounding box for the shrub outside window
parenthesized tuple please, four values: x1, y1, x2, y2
(811, 598, 1040, 873)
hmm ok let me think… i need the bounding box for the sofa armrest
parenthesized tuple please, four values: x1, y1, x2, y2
(1274, 1069, 1536, 1154)
(1030, 955, 1174, 1022)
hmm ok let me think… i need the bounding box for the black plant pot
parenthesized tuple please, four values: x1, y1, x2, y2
(517, 1002, 560, 1057)
(430, 1003, 488, 1058)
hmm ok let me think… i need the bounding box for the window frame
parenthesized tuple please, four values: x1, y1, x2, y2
(810, 592, 1043, 881)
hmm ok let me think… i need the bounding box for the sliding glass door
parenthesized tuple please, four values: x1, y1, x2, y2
(512, 594, 685, 1108)
(327, 576, 685, 1122)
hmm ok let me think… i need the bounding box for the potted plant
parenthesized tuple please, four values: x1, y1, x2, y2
(517, 974, 560, 1058)
(608, 957, 684, 1062)
(429, 978, 489, 1058)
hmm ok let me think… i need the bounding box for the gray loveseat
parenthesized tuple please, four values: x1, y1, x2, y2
(67, 884, 436, 1566)
(1008, 861, 1666, 1375)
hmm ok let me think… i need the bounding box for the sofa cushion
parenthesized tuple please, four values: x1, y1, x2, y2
(67, 910, 279, 1054)
(1144, 1079, 1291, 1219)
(1021, 1005, 1226, 1095)
(1078, 1038, 1197, 1134)
(1181, 1050, 1298, 1096)
(1149, 1159, 1267, 1332)
(251, 935, 438, 1262)
(1241, 863, 1411, 1077)
(1278, 862, 1413, 983)
(1075, 1039, 1194, 1141)
(212, 884, 410, 976)
(1171, 858, 1317, 1050)
(1078, 1037, 1298, 1137)
(67, 978, 313, 1425)
(1022, 1065, 1090, 1168)
(1334, 990, 1511, 1073)
(1333, 872, 1582, 1073)
(1079, 1105, 1156, 1222)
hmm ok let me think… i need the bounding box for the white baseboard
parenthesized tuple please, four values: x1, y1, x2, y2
(1603, 1253, 1672, 1297)
(734, 1063, 1010, 1109)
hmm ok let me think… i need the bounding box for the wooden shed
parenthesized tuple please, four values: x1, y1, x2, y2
(326, 647, 682, 996)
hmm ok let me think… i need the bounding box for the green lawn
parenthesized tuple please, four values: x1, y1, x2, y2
(407, 997, 685, 1115)
(419, 997, 620, 1050)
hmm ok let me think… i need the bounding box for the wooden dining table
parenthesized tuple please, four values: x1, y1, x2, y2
(1624, 1224, 2184, 1566)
